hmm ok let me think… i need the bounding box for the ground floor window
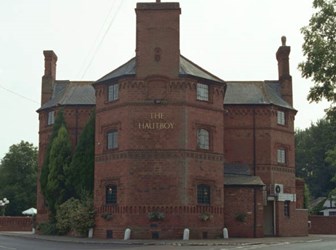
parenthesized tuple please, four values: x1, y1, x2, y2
(197, 184, 210, 205)
(284, 200, 290, 217)
(106, 185, 117, 204)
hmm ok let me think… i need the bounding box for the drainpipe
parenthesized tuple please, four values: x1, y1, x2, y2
(253, 108, 257, 237)
(75, 105, 79, 146)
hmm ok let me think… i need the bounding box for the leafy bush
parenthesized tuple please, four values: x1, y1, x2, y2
(148, 211, 165, 221)
(56, 196, 95, 237)
(235, 212, 247, 222)
(38, 222, 58, 235)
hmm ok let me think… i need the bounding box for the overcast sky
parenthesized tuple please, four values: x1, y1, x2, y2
(0, 0, 329, 159)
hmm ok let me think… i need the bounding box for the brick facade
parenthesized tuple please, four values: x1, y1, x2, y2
(36, 0, 307, 239)
(224, 187, 264, 238)
(94, 76, 225, 238)
(275, 204, 308, 236)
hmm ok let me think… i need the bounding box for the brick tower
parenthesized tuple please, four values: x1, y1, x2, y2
(93, 1, 226, 239)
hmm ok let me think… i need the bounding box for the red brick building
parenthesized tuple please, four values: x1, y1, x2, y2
(37, 1, 307, 239)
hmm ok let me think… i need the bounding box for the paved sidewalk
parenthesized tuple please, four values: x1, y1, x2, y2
(0, 231, 326, 247)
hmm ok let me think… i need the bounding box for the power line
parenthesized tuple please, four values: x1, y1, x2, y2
(0, 84, 38, 104)
(76, 0, 118, 79)
(79, 0, 124, 79)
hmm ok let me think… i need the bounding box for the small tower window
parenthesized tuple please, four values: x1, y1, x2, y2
(277, 148, 286, 164)
(47, 111, 55, 125)
(108, 83, 119, 102)
(107, 130, 118, 150)
(196, 83, 209, 101)
(197, 129, 210, 150)
(277, 111, 285, 125)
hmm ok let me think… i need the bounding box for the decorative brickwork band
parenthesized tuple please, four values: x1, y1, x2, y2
(96, 205, 224, 215)
(95, 150, 224, 162)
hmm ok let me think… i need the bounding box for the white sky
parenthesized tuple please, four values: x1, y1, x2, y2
(0, 0, 329, 159)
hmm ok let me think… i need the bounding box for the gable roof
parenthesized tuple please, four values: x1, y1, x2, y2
(96, 55, 225, 84)
(38, 81, 95, 111)
(224, 81, 294, 110)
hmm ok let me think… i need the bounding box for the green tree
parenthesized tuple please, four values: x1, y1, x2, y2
(304, 183, 312, 210)
(65, 111, 95, 198)
(0, 141, 37, 216)
(325, 145, 336, 183)
(299, 0, 336, 117)
(45, 124, 72, 217)
(295, 119, 336, 197)
(40, 110, 66, 198)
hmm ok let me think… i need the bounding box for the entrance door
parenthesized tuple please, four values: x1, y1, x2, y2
(263, 201, 274, 236)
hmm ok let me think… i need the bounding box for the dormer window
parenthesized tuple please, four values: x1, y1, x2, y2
(277, 111, 285, 125)
(108, 83, 119, 102)
(196, 83, 209, 101)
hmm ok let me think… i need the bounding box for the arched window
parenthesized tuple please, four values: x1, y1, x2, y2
(197, 129, 209, 150)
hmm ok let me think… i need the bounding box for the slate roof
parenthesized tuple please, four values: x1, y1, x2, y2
(39, 81, 95, 111)
(224, 163, 251, 175)
(224, 174, 265, 186)
(223, 163, 264, 186)
(96, 55, 224, 84)
(39, 59, 291, 112)
(224, 81, 294, 110)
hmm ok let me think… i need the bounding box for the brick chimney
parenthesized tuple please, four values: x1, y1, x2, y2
(41, 50, 57, 105)
(276, 36, 292, 106)
(135, 2, 181, 78)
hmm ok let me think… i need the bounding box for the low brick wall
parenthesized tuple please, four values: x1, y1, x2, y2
(277, 208, 308, 236)
(309, 215, 336, 234)
(0, 216, 32, 231)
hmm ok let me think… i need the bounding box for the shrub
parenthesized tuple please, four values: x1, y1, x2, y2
(38, 222, 58, 235)
(56, 196, 95, 237)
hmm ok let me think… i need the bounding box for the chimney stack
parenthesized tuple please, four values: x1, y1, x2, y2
(135, 2, 181, 78)
(276, 36, 292, 106)
(41, 50, 57, 105)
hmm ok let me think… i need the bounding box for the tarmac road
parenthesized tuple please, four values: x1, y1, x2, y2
(0, 233, 336, 250)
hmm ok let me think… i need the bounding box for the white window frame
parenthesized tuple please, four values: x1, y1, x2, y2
(277, 111, 285, 125)
(277, 148, 286, 164)
(108, 83, 119, 102)
(47, 111, 55, 125)
(197, 128, 210, 150)
(107, 130, 118, 149)
(196, 83, 209, 101)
